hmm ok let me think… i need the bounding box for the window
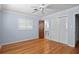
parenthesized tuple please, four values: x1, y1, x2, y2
(18, 18, 33, 30)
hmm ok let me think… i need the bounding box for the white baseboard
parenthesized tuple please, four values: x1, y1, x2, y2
(67, 44, 75, 47)
(1, 38, 38, 46)
(47, 39, 75, 47)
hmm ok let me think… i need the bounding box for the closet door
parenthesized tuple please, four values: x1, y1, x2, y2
(57, 16, 68, 44)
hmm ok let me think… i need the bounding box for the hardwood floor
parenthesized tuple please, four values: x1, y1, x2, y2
(0, 46, 2, 53)
(1, 39, 79, 54)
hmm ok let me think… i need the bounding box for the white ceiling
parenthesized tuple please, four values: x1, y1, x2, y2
(0, 5, 3, 11)
(2, 4, 79, 16)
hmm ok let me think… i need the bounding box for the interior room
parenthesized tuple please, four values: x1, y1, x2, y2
(0, 4, 79, 54)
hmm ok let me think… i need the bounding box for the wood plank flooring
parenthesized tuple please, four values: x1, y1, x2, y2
(1, 39, 79, 54)
(0, 49, 1, 53)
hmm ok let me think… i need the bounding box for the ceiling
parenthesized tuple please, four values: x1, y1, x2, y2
(2, 4, 79, 16)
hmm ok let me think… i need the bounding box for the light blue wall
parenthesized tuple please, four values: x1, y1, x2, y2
(1, 11, 39, 45)
(0, 10, 3, 44)
(46, 6, 79, 47)
(44, 17, 51, 39)
(0, 11, 2, 44)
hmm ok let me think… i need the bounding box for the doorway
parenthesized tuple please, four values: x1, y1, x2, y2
(39, 20, 44, 39)
(75, 14, 79, 46)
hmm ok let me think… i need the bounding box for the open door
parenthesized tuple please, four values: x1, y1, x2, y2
(75, 14, 79, 46)
(39, 20, 44, 39)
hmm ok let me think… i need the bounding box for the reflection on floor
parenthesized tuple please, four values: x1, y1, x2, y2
(1, 39, 79, 54)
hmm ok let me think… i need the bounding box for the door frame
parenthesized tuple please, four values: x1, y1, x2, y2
(39, 20, 44, 39)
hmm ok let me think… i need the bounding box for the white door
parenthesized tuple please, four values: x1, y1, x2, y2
(57, 16, 68, 44)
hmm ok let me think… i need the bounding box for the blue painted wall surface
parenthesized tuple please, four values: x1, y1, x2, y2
(46, 6, 79, 47)
(0, 11, 3, 44)
(1, 11, 39, 45)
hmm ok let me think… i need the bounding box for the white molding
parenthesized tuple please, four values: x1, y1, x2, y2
(1, 38, 38, 45)
(67, 44, 75, 47)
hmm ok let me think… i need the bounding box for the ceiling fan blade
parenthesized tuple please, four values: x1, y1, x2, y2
(32, 8, 39, 13)
(32, 10, 38, 13)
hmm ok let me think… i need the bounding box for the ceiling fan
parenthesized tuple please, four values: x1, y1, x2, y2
(32, 4, 47, 15)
